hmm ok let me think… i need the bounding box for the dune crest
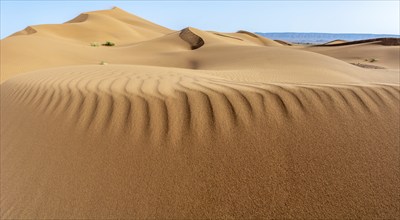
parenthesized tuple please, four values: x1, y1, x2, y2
(237, 30, 282, 46)
(65, 13, 89, 23)
(323, 39, 348, 45)
(4, 7, 172, 46)
(179, 27, 205, 49)
(319, 37, 400, 46)
(274, 39, 292, 46)
(9, 26, 38, 37)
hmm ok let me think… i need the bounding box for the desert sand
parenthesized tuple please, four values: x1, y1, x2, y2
(1, 7, 399, 219)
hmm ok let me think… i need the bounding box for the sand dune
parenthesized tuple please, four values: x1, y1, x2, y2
(2, 28, 397, 83)
(1, 7, 399, 219)
(307, 39, 400, 69)
(274, 39, 293, 46)
(323, 39, 348, 45)
(1, 7, 398, 82)
(11, 7, 171, 43)
(321, 38, 400, 46)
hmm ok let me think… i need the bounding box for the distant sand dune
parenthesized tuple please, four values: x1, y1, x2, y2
(319, 38, 400, 46)
(274, 39, 292, 46)
(323, 39, 347, 45)
(307, 39, 400, 69)
(237, 30, 282, 46)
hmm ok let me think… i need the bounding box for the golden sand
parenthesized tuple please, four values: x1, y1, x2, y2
(1, 7, 399, 219)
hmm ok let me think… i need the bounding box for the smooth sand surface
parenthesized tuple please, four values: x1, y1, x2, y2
(306, 39, 400, 70)
(1, 7, 399, 219)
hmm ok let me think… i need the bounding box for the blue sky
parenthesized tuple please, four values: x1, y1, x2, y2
(1, 1, 399, 38)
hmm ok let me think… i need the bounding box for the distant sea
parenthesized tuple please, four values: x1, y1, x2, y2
(256, 32, 400, 44)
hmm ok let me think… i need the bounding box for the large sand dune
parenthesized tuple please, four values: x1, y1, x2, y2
(1, 7, 399, 219)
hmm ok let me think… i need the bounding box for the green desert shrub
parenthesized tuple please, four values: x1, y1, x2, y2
(102, 41, 115, 46)
(90, 42, 99, 47)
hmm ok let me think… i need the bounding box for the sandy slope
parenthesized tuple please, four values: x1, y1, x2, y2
(11, 7, 172, 43)
(306, 41, 400, 70)
(1, 7, 399, 219)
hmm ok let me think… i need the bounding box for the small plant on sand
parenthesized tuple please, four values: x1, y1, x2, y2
(99, 61, 108, 65)
(90, 42, 100, 47)
(102, 41, 115, 46)
(365, 58, 378, 63)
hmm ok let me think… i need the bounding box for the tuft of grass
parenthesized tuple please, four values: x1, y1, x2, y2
(99, 61, 108, 65)
(90, 42, 99, 47)
(102, 41, 115, 46)
(365, 58, 378, 63)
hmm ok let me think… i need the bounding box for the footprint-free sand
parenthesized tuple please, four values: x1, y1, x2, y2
(1, 7, 399, 219)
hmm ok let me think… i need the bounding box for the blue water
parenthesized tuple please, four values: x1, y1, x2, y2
(256, 32, 400, 44)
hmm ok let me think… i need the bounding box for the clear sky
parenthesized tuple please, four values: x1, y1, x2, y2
(1, 0, 399, 39)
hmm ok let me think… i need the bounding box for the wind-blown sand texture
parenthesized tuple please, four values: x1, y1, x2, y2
(1, 7, 399, 219)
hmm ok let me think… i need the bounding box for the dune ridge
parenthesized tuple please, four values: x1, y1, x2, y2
(237, 30, 283, 46)
(274, 39, 293, 46)
(9, 26, 38, 37)
(323, 39, 347, 45)
(1, 7, 400, 219)
(4, 65, 399, 135)
(318, 37, 400, 46)
(6, 7, 172, 45)
(65, 13, 90, 23)
(179, 27, 205, 50)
